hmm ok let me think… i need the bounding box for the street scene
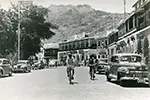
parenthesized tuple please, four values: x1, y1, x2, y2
(0, 67, 150, 100)
(1, 0, 150, 100)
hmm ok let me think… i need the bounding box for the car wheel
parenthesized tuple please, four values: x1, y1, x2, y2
(106, 72, 111, 82)
(117, 72, 121, 83)
(9, 71, 12, 76)
(117, 72, 124, 86)
(0, 70, 3, 76)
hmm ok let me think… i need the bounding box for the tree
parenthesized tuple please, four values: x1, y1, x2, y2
(0, 9, 17, 58)
(9, 4, 57, 59)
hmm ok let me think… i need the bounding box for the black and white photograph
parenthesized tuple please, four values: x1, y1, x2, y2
(0, 0, 150, 100)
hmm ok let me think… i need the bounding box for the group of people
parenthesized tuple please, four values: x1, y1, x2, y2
(66, 53, 98, 84)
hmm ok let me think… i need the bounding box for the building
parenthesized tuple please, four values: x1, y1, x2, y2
(58, 35, 98, 63)
(96, 35, 109, 61)
(107, 0, 150, 64)
(107, 29, 119, 57)
(43, 43, 59, 60)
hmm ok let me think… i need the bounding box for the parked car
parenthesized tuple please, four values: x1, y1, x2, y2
(0, 58, 12, 76)
(32, 60, 41, 70)
(96, 60, 108, 74)
(49, 60, 57, 67)
(13, 60, 31, 73)
(106, 53, 149, 86)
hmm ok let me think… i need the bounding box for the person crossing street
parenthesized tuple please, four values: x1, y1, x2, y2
(66, 53, 75, 84)
(88, 54, 96, 80)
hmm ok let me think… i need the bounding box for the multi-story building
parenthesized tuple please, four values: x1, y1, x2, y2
(107, 29, 119, 57)
(58, 35, 97, 63)
(96, 35, 108, 61)
(43, 43, 59, 60)
(110, 0, 150, 64)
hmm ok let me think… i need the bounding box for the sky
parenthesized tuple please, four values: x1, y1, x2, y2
(0, 0, 137, 13)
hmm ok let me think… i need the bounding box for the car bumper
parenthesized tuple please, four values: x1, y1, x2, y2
(120, 77, 149, 84)
(13, 68, 25, 72)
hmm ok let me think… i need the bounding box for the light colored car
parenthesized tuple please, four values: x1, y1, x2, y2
(106, 53, 149, 86)
(13, 60, 31, 73)
(0, 58, 12, 76)
(49, 60, 57, 67)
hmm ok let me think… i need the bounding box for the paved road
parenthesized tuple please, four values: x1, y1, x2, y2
(0, 67, 150, 100)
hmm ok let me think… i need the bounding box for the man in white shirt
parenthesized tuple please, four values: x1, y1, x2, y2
(66, 53, 75, 84)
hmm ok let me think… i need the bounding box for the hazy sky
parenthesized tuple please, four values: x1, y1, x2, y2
(0, 0, 137, 13)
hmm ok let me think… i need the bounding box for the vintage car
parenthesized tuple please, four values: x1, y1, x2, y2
(49, 59, 57, 67)
(96, 60, 108, 74)
(106, 53, 149, 86)
(13, 60, 31, 73)
(31, 60, 41, 70)
(0, 58, 12, 76)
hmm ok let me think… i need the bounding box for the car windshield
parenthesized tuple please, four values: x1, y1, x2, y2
(120, 56, 141, 62)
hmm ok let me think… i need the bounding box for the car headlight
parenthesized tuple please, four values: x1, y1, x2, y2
(123, 69, 130, 74)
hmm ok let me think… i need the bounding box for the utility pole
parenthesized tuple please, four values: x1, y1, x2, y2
(18, 1, 21, 61)
(124, 0, 126, 18)
(17, 0, 33, 61)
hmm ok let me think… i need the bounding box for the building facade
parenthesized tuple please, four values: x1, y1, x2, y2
(107, 0, 150, 64)
(43, 43, 59, 60)
(96, 36, 109, 61)
(58, 36, 98, 63)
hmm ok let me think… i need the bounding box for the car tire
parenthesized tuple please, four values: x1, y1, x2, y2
(9, 71, 12, 76)
(117, 72, 121, 83)
(106, 72, 111, 82)
(0, 70, 3, 76)
(117, 72, 124, 86)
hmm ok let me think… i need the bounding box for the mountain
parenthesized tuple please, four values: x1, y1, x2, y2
(44, 4, 125, 43)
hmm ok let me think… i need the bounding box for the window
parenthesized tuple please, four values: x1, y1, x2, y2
(98, 41, 101, 46)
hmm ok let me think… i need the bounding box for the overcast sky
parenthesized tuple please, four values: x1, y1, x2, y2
(0, 0, 137, 13)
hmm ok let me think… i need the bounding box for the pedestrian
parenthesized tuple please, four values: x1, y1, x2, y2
(88, 54, 96, 80)
(66, 53, 75, 84)
(95, 58, 99, 74)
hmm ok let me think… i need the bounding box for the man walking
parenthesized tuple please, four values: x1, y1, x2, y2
(66, 53, 75, 84)
(88, 54, 96, 80)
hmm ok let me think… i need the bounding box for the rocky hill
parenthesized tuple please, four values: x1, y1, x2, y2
(44, 4, 125, 43)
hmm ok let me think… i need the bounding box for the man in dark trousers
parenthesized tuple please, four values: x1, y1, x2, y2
(88, 54, 96, 80)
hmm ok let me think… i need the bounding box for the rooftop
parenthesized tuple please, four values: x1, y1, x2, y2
(43, 43, 59, 49)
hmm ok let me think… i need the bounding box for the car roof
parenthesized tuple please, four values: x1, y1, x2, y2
(113, 53, 141, 57)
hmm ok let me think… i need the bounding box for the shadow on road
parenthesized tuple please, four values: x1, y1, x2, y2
(109, 80, 149, 88)
(13, 71, 31, 74)
(0, 75, 14, 79)
(70, 81, 78, 85)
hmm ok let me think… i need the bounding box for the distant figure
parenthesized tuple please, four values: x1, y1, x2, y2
(66, 53, 75, 84)
(88, 54, 96, 80)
